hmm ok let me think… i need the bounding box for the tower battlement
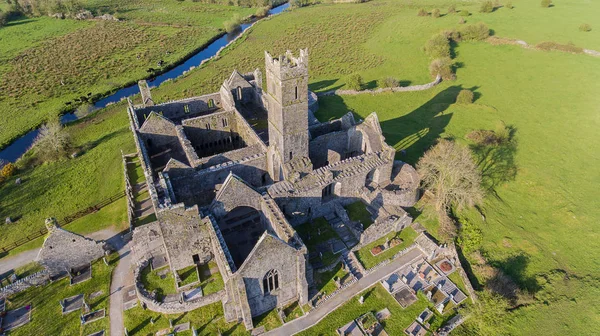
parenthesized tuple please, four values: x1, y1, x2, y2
(264, 49, 309, 80)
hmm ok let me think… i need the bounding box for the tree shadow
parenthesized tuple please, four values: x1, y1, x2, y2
(470, 125, 518, 193)
(195, 316, 216, 334)
(363, 80, 378, 90)
(398, 80, 412, 87)
(489, 254, 540, 300)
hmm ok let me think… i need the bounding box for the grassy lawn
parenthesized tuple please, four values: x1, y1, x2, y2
(345, 201, 374, 229)
(282, 301, 304, 323)
(0, 2, 255, 148)
(314, 261, 349, 297)
(140, 265, 176, 301)
(355, 227, 418, 270)
(199, 261, 225, 295)
(294, 217, 340, 251)
(124, 301, 249, 336)
(177, 265, 199, 288)
(297, 283, 429, 336)
(447, 270, 469, 296)
(0, 101, 134, 249)
(5, 254, 117, 336)
(252, 309, 282, 332)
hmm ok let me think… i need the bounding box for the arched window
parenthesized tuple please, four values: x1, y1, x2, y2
(237, 86, 243, 100)
(294, 86, 298, 100)
(263, 269, 279, 293)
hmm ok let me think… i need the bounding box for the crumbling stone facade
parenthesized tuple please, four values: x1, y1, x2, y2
(127, 49, 420, 330)
(36, 218, 107, 275)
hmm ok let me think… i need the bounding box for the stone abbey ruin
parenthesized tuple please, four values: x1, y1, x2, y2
(127, 49, 420, 330)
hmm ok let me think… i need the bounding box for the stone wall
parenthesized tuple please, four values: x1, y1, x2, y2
(134, 260, 225, 314)
(358, 211, 412, 246)
(319, 75, 442, 96)
(134, 93, 222, 125)
(0, 270, 50, 300)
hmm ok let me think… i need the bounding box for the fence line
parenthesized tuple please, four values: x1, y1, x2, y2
(0, 190, 125, 253)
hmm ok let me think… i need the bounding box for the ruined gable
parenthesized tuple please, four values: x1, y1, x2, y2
(37, 218, 106, 275)
(236, 233, 302, 316)
(210, 173, 263, 218)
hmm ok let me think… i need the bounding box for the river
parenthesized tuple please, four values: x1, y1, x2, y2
(0, 2, 289, 163)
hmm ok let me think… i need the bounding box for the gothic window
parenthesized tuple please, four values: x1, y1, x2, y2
(294, 86, 298, 100)
(222, 118, 228, 127)
(289, 151, 293, 160)
(237, 86, 243, 100)
(205, 123, 211, 130)
(184, 105, 190, 113)
(263, 269, 279, 294)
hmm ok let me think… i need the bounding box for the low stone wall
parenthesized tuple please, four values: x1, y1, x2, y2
(318, 75, 442, 96)
(134, 260, 225, 314)
(0, 270, 50, 300)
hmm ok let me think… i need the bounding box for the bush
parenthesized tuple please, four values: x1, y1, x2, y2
(448, 4, 456, 13)
(429, 57, 455, 80)
(255, 6, 270, 18)
(417, 8, 429, 16)
(223, 13, 242, 33)
(480, 1, 494, 13)
(579, 24, 592, 32)
(458, 17, 466, 24)
(459, 22, 490, 41)
(423, 33, 450, 59)
(541, 0, 552, 7)
(441, 29, 461, 41)
(460, 9, 470, 16)
(505, 1, 513, 9)
(0, 162, 17, 178)
(378, 77, 399, 88)
(0, 10, 6, 27)
(290, 0, 310, 8)
(536, 41, 583, 54)
(432, 8, 441, 18)
(346, 73, 363, 91)
(456, 89, 474, 104)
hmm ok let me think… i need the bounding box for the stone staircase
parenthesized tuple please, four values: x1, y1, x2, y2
(342, 251, 364, 279)
(325, 213, 358, 249)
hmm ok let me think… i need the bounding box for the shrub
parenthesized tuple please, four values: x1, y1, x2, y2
(441, 29, 461, 41)
(255, 6, 270, 18)
(579, 24, 592, 32)
(429, 57, 455, 80)
(448, 4, 456, 13)
(458, 17, 466, 24)
(460, 9, 470, 16)
(423, 33, 450, 59)
(541, 0, 552, 7)
(378, 77, 398, 88)
(0, 162, 16, 177)
(417, 8, 429, 16)
(290, 0, 310, 8)
(456, 89, 474, 104)
(346, 73, 363, 91)
(480, 1, 494, 13)
(223, 13, 242, 33)
(459, 22, 490, 41)
(505, 1, 513, 9)
(536, 41, 583, 54)
(432, 8, 441, 18)
(0, 10, 6, 27)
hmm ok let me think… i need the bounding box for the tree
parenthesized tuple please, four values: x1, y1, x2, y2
(423, 33, 450, 59)
(345, 73, 363, 91)
(458, 290, 510, 335)
(0, 10, 6, 27)
(456, 89, 474, 104)
(480, 0, 494, 13)
(429, 57, 454, 80)
(432, 8, 440, 18)
(0, 162, 17, 178)
(417, 139, 483, 213)
(378, 77, 398, 88)
(34, 118, 71, 162)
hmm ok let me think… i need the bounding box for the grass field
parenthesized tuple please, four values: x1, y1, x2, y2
(345, 201, 374, 229)
(2, 0, 600, 333)
(5, 254, 117, 336)
(355, 227, 418, 269)
(124, 301, 249, 336)
(0, 1, 255, 148)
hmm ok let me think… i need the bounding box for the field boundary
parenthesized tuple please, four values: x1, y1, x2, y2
(0, 191, 125, 253)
